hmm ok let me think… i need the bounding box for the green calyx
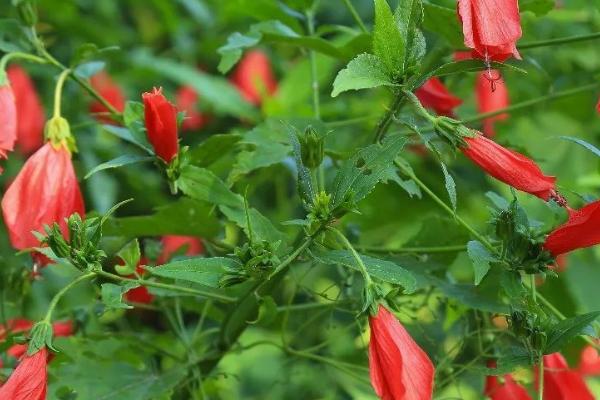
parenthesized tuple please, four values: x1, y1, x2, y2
(45, 116, 77, 152)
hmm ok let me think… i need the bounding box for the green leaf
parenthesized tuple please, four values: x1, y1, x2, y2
(148, 257, 240, 287)
(286, 123, 315, 204)
(101, 283, 139, 309)
(314, 250, 417, 293)
(248, 296, 278, 325)
(330, 135, 407, 209)
(373, 0, 404, 76)
(114, 239, 141, 275)
(189, 134, 241, 167)
(331, 53, 394, 97)
(520, 0, 554, 16)
(544, 311, 600, 354)
(467, 240, 496, 285)
(84, 154, 154, 179)
(422, 2, 463, 47)
(440, 162, 456, 212)
(558, 136, 600, 158)
(396, 0, 425, 73)
(101, 125, 152, 153)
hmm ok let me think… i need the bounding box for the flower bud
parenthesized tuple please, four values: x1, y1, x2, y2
(14, 0, 38, 26)
(298, 126, 324, 169)
(142, 87, 179, 163)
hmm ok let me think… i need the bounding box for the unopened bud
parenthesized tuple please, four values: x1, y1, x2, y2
(298, 126, 324, 169)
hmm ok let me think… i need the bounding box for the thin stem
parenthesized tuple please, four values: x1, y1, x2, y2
(330, 227, 373, 286)
(519, 31, 600, 50)
(340, 0, 368, 33)
(0, 52, 47, 72)
(95, 270, 236, 303)
(53, 68, 71, 118)
(374, 93, 406, 143)
(43, 272, 95, 323)
(537, 355, 544, 400)
(361, 244, 468, 254)
(531, 275, 537, 303)
(268, 236, 314, 278)
(306, 10, 321, 120)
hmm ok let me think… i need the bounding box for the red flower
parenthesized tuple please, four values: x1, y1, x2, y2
(544, 199, 600, 256)
(578, 343, 600, 376)
(1, 142, 85, 253)
(1, 319, 74, 360)
(0, 347, 47, 400)
(230, 50, 277, 105)
(368, 305, 434, 400)
(539, 353, 593, 400)
(485, 373, 531, 400)
(7, 66, 45, 155)
(124, 259, 154, 304)
(158, 235, 203, 264)
(89, 71, 126, 124)
(0, 75, 17, 161)
(476, 70, 509, 137)
(415, 78, 462, 117)
(461, 133, 556, 201)
(142, 87, 179, 163)
(457, 0, 522, 62)
(176, 85, 207, 132)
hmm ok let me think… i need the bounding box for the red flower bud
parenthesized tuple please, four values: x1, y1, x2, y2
(457, 0, 522, 62)
(0, 75, 17, 162)
(89, 71, 126, 124)
(485, 372, 531, 400)
(176, 85, 207, 132)
(544, 200, 600, 256)
(230, 50, 277, 105)
(578, 343, 600, 377)
(476, 70, 509, 137)
(7, 66, 45, 155)
(142, 87, 179, 163)
(538, 353, 593, 400)
(0, 347, 47, 400)
(1, 142, 85, 252)
(415, 78, 462, 117)
(461, 133, 556, 200)
(368, 305, 434, 400)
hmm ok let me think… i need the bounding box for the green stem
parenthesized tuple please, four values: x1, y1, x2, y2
(538, 355, 544, 400)
(268, 236, 314, 278)
(361, 244, 468, 254)
(340, 0, 368, 33)
(53, 68, 71, 118)
(518, 32, 600, 50)
(95, 270, 236, 303)
(374, 93, 406, 143)
(43, 272, 95, 323)
(531, 275, 537, 303)
(330, 227, 373, 286)
(306, 9, 321, 121)
(0, 52, 47, 72)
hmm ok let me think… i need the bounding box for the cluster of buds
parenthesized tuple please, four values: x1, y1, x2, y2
(220, 240, 281, 286)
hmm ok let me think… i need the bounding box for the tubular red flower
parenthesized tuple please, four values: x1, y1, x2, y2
(368, 305, 434, 400)
(176, 85, 207, 132)
(461, 133, 556, 200)
(142, 87, 179, 163)
(89, 71, 126, 124)
(1, 142, 85, 252)
(0, 78, 17, 161)
(0, 347, 47, 400)
(457, 0, 522, 62)
(578, 344, 600, 376)
(230, 50, 277, 105)
(158, 235, 203, 264)
(543, 199, 600, 256)
(485, 373, 531, 400)
(476, 70, 509, 137)
(7, 66, 45, 155)
(415, 78, 462, 117)
(539, 353, 593, 400)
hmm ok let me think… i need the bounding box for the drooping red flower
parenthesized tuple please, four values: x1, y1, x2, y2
(158, 235, 204, 265)
(0, 75, 17, 162)
(1, 142, 85, 253)
(142, 87, 179, 163)
(543, 199, 600, 256)
(461, 133, 557, 201)
(368, 305, 434, 400)
(230, 50, 277, 105)
(176, 85, 207, 132)
(415, 78, 462, 117)
(539, 353, 594, 400)
(7, 66, 45, 155)
(1, 319, 74, 360)
(89, 71, 126, 124)
(0, 347, 47, 400)
(476, 70, 509, 137)
(457, 0, 522, 62)
(485, 373, 531, 400)
(578, 343, 600, 376)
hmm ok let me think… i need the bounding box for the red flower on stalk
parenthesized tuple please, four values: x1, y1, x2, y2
(485, 373, 531, 400)
(0, 347, 47, 400)
(1, 142, 85, 257)
(230, 50, 277, 105)
(7, 66, 45, 155)
(457, 0, 522, 62)
(176, 85, 207, 132)
(543, 199, 600, 256)
(476, 70, 509, 137)
(538, 353, 594, 400)
(415, 78, 462, 117)
(461, 133, 557, 201)
(0, 73, 17, 162)
(1, 319, 73, 361)
(89, 71, 126, 124)
(142, 87, 179, 163)
(578, 343, 600, 376)
(369, 305, 434, 400)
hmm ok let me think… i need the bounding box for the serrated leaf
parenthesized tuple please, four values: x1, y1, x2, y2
(330, 135, 407, 209)
(148, 257, 239, 287)
(558, 136, 600, 158)
(331, 53, 394, 97)
(396, 0, 425, 73)
(373, 0, 404, 75)
(115, 239, 141, 275)
(189, 133, 241, 167)
(101, 283, 139, 309)
(441, 162, 456, 212)
(467, 240, 496, 285)
(544, 311, 600, 354)
(286, 123, 315, 204)
(314, 250, 417, 293)
(85, 154, 153, 179)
